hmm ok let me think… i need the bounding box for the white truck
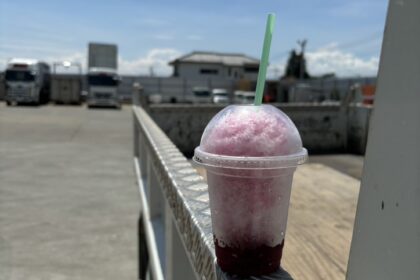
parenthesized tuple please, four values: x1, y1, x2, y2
(87, 43, 120, 108)
(4, 58, 50, 105)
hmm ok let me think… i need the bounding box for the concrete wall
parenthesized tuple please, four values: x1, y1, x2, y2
(347, 104, 373, 154)
(122, 76, 376, 104)
(146, 103, 369, 157)
(120, 76, 236, 103)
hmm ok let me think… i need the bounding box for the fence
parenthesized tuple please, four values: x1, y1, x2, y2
(281, 77, 376, 103)
(122, 76, 238, 103)
(118, 75, 379, 105)
(132, 88, 293, 279)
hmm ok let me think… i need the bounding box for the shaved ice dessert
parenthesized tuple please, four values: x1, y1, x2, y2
(194, 104, 307, 276)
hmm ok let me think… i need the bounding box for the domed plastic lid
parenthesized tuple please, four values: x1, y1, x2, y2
(194, 105, 307, 169)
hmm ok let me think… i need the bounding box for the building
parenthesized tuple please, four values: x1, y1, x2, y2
(169, 51, 260, 80)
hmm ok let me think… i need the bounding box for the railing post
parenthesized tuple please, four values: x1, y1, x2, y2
(164, 202, 174, 280)
(138, 215, 149, 280)
(147, 152, 164, 219)
(133, 114, 139, 158)
(133, 82, 148, 108)
(133, 82, 141, 106)
(165, 202, 197, 280)
(139, 132, 148, 181)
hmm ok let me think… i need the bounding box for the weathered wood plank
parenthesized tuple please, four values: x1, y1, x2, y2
(195, 163, 360, 279)
(283, 164, 359, 280)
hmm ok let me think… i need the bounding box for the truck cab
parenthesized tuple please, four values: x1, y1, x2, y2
(5, 58, 50, 105)
(87, 67, 120, 108)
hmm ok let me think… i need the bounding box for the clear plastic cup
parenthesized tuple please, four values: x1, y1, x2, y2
(193, 105, 307, 276)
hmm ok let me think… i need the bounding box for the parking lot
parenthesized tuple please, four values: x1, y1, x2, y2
(0, 104, 139, 279)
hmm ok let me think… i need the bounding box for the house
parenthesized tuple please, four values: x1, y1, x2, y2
(169, 51, 260, 80)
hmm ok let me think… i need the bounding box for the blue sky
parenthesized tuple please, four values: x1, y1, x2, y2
(0, 0, 388, 77)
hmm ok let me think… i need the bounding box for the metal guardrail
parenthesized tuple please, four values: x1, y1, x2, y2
(133, 104, 215, 279)
(132, 87, 293, 279)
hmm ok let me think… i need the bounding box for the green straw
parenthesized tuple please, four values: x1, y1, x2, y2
(254, 13, 276, 106)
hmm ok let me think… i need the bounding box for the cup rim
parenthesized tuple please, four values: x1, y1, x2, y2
(193, 147, 308, 170)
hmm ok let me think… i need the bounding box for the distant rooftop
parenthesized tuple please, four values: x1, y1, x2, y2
(169, 51, 260, 66)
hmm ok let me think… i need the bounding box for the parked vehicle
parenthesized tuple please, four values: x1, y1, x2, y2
(233, 90, 244, 104)
(241, 91, 255, 104)
(148, 94, 163, 104)
(4, 58, 50, 105)
(211, 88, 229, 104)
(192, 87, 211, 103)
(87, 43, 120, 108)
(51, 61, 82, 104)
(234, 90, 255, 104)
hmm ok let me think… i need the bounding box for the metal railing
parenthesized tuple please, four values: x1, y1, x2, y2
(132, 86, 293, 279)
(133, 103, 215, 280)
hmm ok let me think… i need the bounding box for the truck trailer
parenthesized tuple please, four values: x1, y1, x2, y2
(51, 61, 83, 105)
(86, 43, 120, 108)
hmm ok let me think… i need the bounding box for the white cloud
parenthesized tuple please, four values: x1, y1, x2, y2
(268, 60, 286, 79)
(118, 48, 181, 76)
(306, 46, 379, 77)
(1, 48, 181, 76)
(47, 52, 86, 74)
(267, 45, 379, 78)
(0, 51, 86, 73)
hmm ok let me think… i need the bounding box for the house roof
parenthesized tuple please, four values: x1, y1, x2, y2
(169, 51, 259, 66)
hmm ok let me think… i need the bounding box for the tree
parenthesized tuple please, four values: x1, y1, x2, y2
(282, 50, 310, 79)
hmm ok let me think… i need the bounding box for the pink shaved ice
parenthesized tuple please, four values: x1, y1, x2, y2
(200, 105, 302, 157)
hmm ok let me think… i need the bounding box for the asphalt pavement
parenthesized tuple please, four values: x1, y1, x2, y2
(0, 104, 139, 280)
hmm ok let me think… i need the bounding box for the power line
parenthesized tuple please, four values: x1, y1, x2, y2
(335, 31, 383, 50)
(270, 31, 383, 61)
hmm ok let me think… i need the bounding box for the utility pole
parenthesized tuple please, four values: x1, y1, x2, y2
(273, 66, 280, 79)
(297, 39, 307, 80)
(149, 66, 155, 77)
